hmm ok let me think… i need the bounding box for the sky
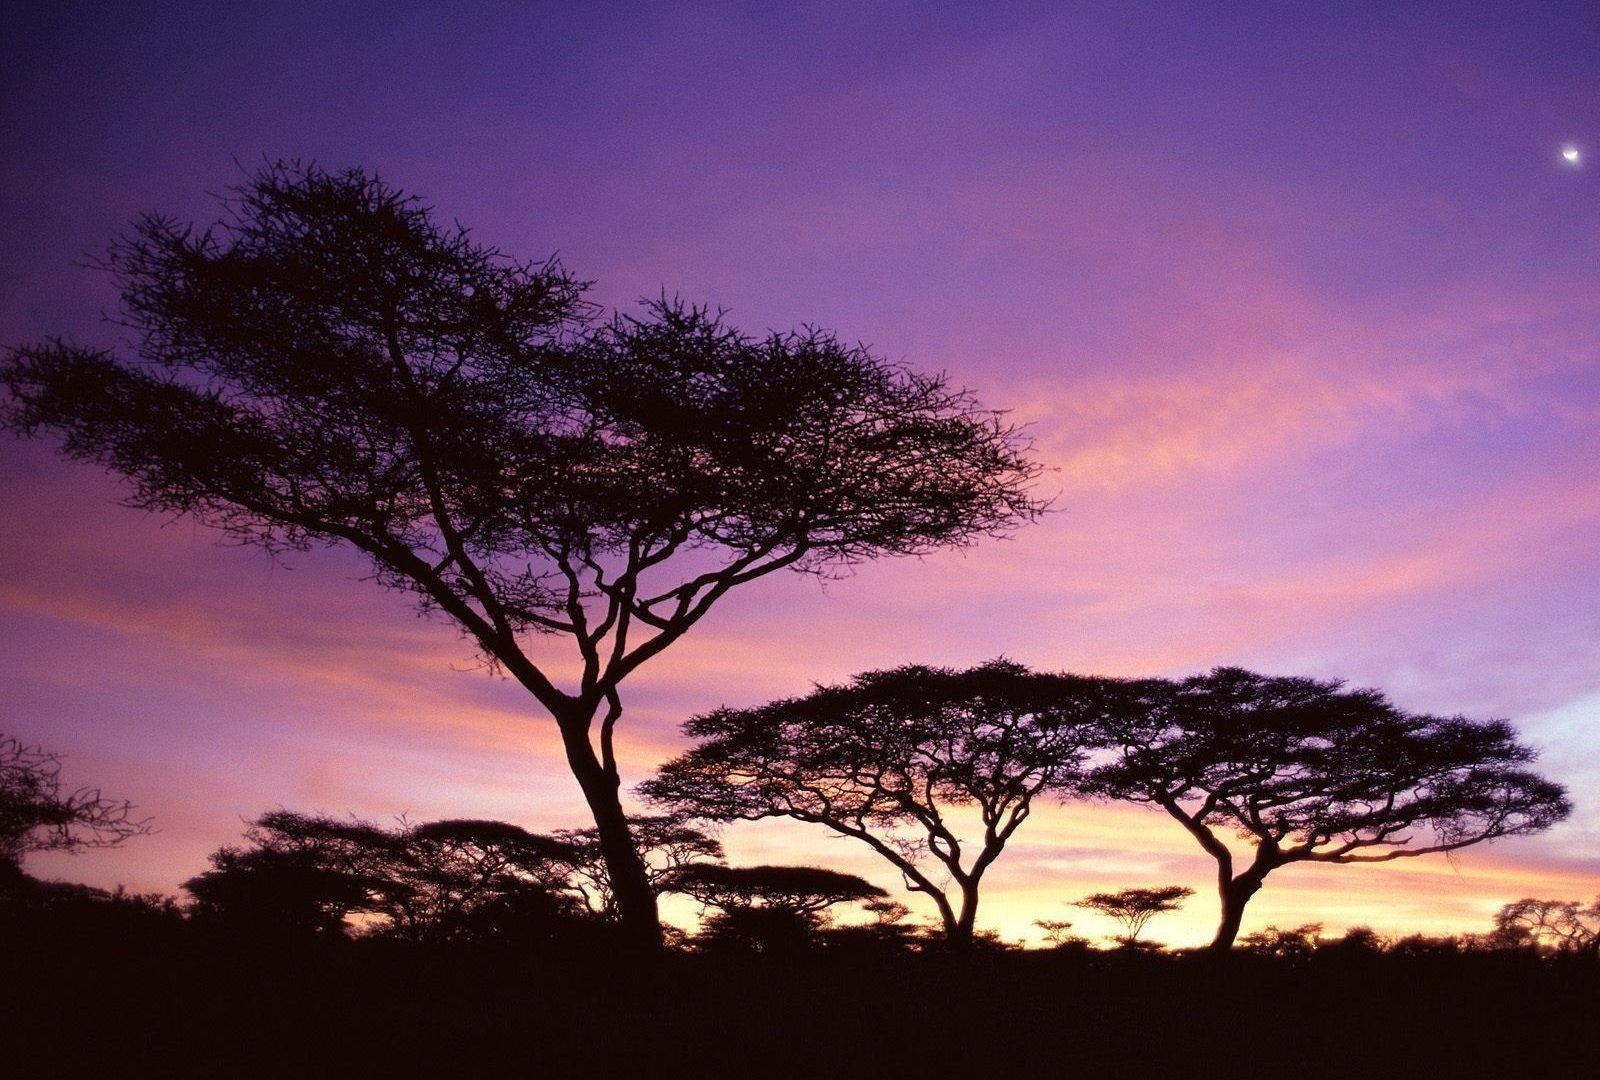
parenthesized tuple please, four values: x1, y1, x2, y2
(2, 0, 1597, 947)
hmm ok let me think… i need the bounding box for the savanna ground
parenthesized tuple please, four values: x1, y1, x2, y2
(7, 905, 1595, 1078)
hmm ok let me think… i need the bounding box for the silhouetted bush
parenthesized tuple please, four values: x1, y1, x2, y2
(1239, 923, 1323, 960)
(1315, 925, 1387, 957)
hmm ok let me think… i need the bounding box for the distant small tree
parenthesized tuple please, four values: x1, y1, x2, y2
(664, 863, 886, 953)
(1092, 668, 1570, 951)
(1073, 885, 1192, 947)
(2, 162, 1044, 947)
(1034, 918, 1076, 945)
(1491, 896, 1599, 956)
(551, 811, 723, 920)
(643, 661, 1114, 946)
(820, 898, 922, 953)
(1034, 918, 1092, 952)
(0, 733, 151, 881)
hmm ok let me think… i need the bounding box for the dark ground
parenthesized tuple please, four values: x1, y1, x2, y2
(5, 910, 1595, 1079)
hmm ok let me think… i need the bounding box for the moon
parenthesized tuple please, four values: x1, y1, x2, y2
(1562, 145, 1581, 165)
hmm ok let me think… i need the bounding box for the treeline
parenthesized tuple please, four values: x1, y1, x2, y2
(2, 805, 1596, 961)
(5, 804, 1598, 961)
(3, 651, 1592, 959)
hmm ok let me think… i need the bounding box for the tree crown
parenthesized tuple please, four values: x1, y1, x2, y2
(1091, 668, 1569, 865)
(642, 660, 1118, 936)
(1073, 884, 1193, 941)
(182, 810, 584, 940)
(2, 162, 1044, 729)
(644, 660, 1113, 826)
(663, 863, 886, 916)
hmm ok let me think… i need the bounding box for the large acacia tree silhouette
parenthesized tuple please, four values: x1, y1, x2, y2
(644, 660, 1110, 946)
(1, 162, 1044, 946)
(1091, 668, 1570, 951)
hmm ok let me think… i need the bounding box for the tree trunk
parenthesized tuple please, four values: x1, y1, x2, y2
(1209, 872, 1266, 953)
(948, 880, 981, 949)
(558, 716, 661, 949)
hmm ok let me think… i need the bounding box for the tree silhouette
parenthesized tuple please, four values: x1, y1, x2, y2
(642, 660, 1112, 946)
(1092, 668, 1571, 951)
(1492, 896, 1599, 956)
(1073, 884, 1192, 947)
(183, 811, 400, 936)
(390, 819, 583, 942)
(183, 810, 584, 941)
(666, 863, 888, 916)
(1, 162, 1044, 946)
(1033, 918, 1091, 950)
(664, 863, 886, 953)
(0, 733, 151, 884)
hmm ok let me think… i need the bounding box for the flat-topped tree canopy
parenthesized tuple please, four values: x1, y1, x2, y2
(2, 162, 1044, 945)
(664, 863, 887, 917)
(1073, 885, 1193, 945)
(642, 660, 1116, 945)
(1092, 667, 1570, 950)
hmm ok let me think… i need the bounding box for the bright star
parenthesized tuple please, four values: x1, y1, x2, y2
(1562, 145, 1581, 165)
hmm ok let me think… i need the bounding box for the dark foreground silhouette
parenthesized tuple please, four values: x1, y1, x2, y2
(4, 894, 1596, 1079)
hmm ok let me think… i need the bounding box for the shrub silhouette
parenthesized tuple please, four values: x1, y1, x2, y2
(1239, 923, 1323, 959)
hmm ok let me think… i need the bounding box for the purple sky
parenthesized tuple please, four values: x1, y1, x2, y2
(3, 2, 1597, 944)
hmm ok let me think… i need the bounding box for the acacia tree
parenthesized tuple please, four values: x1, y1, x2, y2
(183, 811, 397, 936)
(1, 163, 1043, 946)
(0, 733, 151, 881)
(183, 810, 582, 940)
(664, 863, 886, 953)
(666, 863, 887, 917)
(1092, 668, 1571, 952)
(1073, 884, 1193, 947)
(393, 819, 583, 941)
(642, 661, 1113, 946)
(1492, 896, 1600, 955)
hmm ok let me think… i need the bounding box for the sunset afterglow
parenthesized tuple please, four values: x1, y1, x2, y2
(3, 3, 1597, 951)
